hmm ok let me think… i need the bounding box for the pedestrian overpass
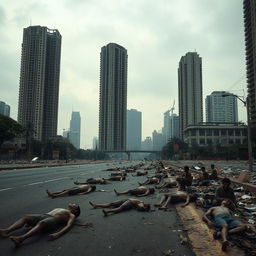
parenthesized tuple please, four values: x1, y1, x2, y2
(103, 150, 161, 160)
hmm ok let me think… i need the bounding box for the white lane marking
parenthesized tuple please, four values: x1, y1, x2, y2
(26, 181, 44, 186)
(44, 177, 68, 183)
(0, 188, 13, 192)
(24, 177, 69, 187)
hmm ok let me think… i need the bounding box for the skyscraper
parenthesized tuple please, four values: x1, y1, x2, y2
(178, 52, 203, 140)
(163, 110, 171, 144)
(18, 25, 61, 142)
(69, 111, 81, 149)
(98, 43, 128, 151)
(0, 101, 10, 117)
(243, 1, 256, 139)
(127, 109, 142, 150)
(206, 91, 238, 123)
(170, 114, 180, 139)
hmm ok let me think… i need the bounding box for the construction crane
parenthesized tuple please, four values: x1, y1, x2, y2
(170, 100, 175, 115)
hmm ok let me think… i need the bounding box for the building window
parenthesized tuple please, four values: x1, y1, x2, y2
(228, 130, 234, 136)
(213, 130, 219, 136)
(235, 130, 240, 136)
(199, 129, 205, 136)
(221, 130, 226, 136)
(191, 130, 196, 136)
(206, 129, 212, 136)
(229, 139, 234, 144)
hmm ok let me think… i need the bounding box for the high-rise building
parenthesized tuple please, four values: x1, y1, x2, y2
(18, 25, 61, 142)
(0, 101, 10, 117)
(243, 1, 256, 139)
(178, 52, 203, 140)
(69, 111, 81, 149)
(206, 91, 238, 123)
(98, 43, 128, 151)
(92, 136, 98, 150)
(170, 114, 180, 139)
(141, 136, 152, 151)
(163, 110, 171, 144)
(127, 109, 142, 150)
(152, 130, 165, 150)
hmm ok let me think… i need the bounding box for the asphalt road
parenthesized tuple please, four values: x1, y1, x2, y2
(0, 161, 195, 256)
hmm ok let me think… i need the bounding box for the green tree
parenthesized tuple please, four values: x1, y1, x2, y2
(0, 114, 24, 147)
(161, 137, 188, 159)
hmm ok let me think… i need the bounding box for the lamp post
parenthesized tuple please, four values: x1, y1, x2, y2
(222, 93, 253, 171)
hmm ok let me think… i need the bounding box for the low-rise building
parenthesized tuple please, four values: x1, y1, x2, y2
(184, 122, 247, 147)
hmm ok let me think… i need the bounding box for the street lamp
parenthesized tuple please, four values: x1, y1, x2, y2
(222, 93, 253, 171)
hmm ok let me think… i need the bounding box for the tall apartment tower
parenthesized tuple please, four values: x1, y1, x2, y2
(98, 43, 128, 151)
(243, 1, 256, 139)
(206, 91, 238, 123)
(69, 111, 81, 149)
(178, 52, 203, 139)
(127, 109, 142, 150)
(18, 26, 61, 142)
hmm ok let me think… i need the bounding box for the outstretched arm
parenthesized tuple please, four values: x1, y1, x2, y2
(181, 195, 191, 207)
(74, 181, 87, 185)
(48, 215, 75, 240)
(202, 208, 214, 228)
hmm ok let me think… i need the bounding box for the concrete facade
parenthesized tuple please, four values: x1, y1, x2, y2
(18, 26, 61, 142)
(178, 52, 203, 140)
(127, 109, 142, 150)
(206, 91, 238, 123)
(98, 43, 127, 151)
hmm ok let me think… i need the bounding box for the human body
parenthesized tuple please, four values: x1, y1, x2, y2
(203, 200, 246, 251)
(46, 185, 96, 198)
(74, 178, 108, 185)
(114, 186, 155, 197)
(154, 191, 197, 209)
(0, 204, 80, 246)
(89, 198, 150, 216)
(176, 166, 193, 190)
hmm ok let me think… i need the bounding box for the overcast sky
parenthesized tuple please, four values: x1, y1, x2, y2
(0, 0, 247, 149)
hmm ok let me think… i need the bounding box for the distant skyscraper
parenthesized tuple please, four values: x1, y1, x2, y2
(63, 129, 69, 138)
(206, 91, 238, 123)
(141, 136, 152, 151)
(0, 101, 10, 117)
(92, 136, 98, 150)
(127, 109, 142, 150)
(243, 1, 256, 139)
(163, 111, 171, 144)
(170, 114, 180, 139)
(98, 43, 128, 151)
(178, 52, 203, 140)
(18, 25, 61, 142)
(69, 111, 81, 149)
(152, 130, 165, 150)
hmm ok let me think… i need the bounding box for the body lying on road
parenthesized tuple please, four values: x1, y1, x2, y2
(203, 199, 246, 252)
(154, 191, 198, 209)
(89, 198, 150, 216)
(114, 186, 155, 197)
(46, 185, 96, 198)
(0, 204, 80, 247)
